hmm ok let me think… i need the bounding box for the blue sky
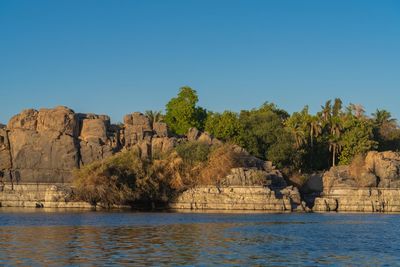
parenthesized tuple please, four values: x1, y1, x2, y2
(1, 0, 399, 123)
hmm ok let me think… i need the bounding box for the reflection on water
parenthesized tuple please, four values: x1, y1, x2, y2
(0, 209, 400, 266)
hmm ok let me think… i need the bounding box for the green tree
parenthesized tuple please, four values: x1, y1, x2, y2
(205, 111, 243, 144)
(372, 109, 400, 151)
(329, 116, 343, 166)
(238, 102, 295, 168)
(339, 116, 377, 165)
(165, 87, 207, 135)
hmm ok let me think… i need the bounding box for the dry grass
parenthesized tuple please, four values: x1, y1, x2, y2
(349, 153, 366, 179)
(199, 144, 246, 185)
(72, 141, 261, 207)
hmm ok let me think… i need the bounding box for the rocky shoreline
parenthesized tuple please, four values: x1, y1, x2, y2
(2, 106, 400, 213)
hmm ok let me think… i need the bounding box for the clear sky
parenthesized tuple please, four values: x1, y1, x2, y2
(1, 0, 399, 124)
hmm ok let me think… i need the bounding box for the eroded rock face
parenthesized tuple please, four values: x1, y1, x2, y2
(313, 151, 400, 212)
(124, 112, 153, 147)
(7, 109, 38, 131)
(1, 107, 121, 183)
(36, 106, 78, 136)
(7, 107, 80, 183)
(170, 166, 307, 212)
(78, 113, 118, 165)
(365, 151, 400, 187)
(187, 127, 221, 146)
(321, 151, 400, 191)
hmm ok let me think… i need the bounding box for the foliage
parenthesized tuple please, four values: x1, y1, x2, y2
(199, 144, 247, 185)
(175, 141, 211, 165)
(73, 148, 147, 207)
(372, 109, 400, 151)
(238, 102, 289, 160)
(165, 86, 207, 135)
(205, 111, 243, 144)
(338, 116, 377, 165)
(74, 88, 400, 208)
(145, 110, 164, 126)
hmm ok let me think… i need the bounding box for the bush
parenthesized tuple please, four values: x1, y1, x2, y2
(199, 144, 246, 185)
(175, 141, 211, 165)
(73, 141, 263, 208)
(73, 148, 151, 208)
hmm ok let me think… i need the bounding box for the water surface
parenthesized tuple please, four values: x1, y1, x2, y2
(0, 209, 399, 266)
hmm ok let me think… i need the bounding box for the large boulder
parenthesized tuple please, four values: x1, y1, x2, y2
(153, 122, 169, 137)
(151, 137, 176, 158)
(364, 151, 400, 187)
(7, 109, 38, 131)
(8, 128, 79, 183)
(36, 106, 78, 136)
(322, 165, 357, 190)
(124, 112, 153, 147)
(220, 167, 287, 188)
(321, 151, 400, 192)
(4, 107, 121, 183)
(77, 113, 117, 165)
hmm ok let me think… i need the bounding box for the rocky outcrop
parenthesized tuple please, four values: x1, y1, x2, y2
(187, 127, 221, 146)
(170, 167, 308, 212)
(6, 107, 80, 183)
(78, 113, 119, 165)
(313, 151, 400, 212)
(0, 106, 119, 184)
(0, 183, 91, 208)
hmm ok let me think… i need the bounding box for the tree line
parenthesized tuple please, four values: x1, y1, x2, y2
(158, 86, 400, 174)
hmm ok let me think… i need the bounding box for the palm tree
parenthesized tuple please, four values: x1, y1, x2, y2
(329, 136, 342, 167)
(308, 115, 322, 169)
(332, 98, 343, 117)
(145, 110, 164, 126)
(372, 109, 397, 126)
(329, 116, 343, 166)
(309, 115, 322, 149)
(285, 110, 307, 149)
(348, 103, 365, 118)
(321, 100, 332, 123)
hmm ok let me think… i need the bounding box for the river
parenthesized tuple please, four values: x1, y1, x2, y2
(0, 209, 399, 266)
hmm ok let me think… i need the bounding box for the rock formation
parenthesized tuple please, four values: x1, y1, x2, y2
(313, 151, 400, 212)
(0, 106, 119, 184)
(170, 167, 308, 212)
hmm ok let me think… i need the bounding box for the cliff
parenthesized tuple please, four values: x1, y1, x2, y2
(0, 106, 171, 184)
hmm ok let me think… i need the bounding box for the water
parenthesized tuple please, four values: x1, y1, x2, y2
(0, 209, 399, 266)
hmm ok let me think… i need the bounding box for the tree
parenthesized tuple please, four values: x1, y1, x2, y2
(285, 106, 309, 150)
(338, 117, 377, 165)
(205, 111, 243, 144)
(165, 87, 207, 135)
(372, 109, 400, 151)
(329, 116, 343, 166)
(145, 110, 164, 126)
(347, 103, 366, 118)
(238, 103, 295, 168)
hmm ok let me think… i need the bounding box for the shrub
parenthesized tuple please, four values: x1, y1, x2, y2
(199, 144, 246, 185)
(73, 148, 149, 208)
(175, 141, 211, 165)
(348, 153, 366, 179)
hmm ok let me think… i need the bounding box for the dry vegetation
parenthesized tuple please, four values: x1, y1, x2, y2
(348, 153, 367, 179)
(73, 141, 257, 208)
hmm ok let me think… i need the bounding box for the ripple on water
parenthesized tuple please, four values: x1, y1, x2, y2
(0, 210, 399, 266)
